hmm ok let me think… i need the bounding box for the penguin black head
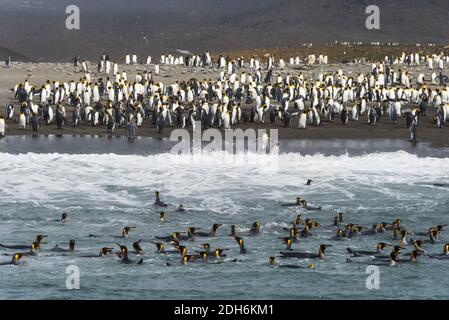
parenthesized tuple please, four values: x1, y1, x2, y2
(296, 197, 301, 204)
(269, 256, 277, 266)
(251, 222, 260, 231)
(234, 237, 245, 247)
(306, 179, 313, 185)
(202, 243, 210, 251)
(117, 244, 128, 255)
(377, 243, 388, 250)
(12, 253, 24, 264)
(199, 252, 208, 260)
(159, 212, 165, 222)
(133, 239, 144, 254)
(212, 224, 223, 232)
(61, 212, 68, 222)
(36, 235, 47, 243)
(100, 247, 113, 256)
(122, 226, 135, 237)
(338, 212, 344, 221)
(392, 246, 402, 254)
(178, 246, 188, 256)
(31, 242, 41, 251)
(215, 249, 226, 258)
(155, 243, 165, 252)
(182, 255, 192, 265)
(170, 240, 180, 248)
(319, 244, 331, 253)
(69, 240, 76, 251)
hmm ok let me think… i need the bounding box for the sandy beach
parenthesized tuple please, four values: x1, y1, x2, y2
(1, 47, 448, 149)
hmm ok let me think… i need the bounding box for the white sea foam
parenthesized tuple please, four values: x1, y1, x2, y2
(0, 151, 448, 204)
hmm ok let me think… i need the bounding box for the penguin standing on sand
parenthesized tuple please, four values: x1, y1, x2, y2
(55, 105, 65, 129)
(298, 112, 307, 129)
(5, 104, 14, 120)
(19, 112, 26, 129)
(368, 106, 377, 125)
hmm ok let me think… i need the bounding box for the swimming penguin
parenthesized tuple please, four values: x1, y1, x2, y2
(158, 212, 165, 222)
(347, 243, 389, 257)
(50, 240, 76, 253)
(154, 232, 185, 243)
(193, 224, 223, 237)
(111, 226, 136, 239)
(116, 244, 143, 264)
(2, 242, 41, 257)
(281, 197, 302, 207)
(300, 200, 322, 211)
(330, 228, 346, 240)
(347, 250, 400, 267)
(0, 253, 25, 266)
(426, 244, 449, 259)
(154, 191, 168, 207)
(53, 212, 68, 223)
(175, 204, 186, 212)
(132, 240, 144, 255)
(0, 235, 47, 250)
(306, 179, 313, 186)
(269, 256, 316, 269)
(281, 238, 294, 251)
(280, 244, 331, 259)
(234, 237, 247, 254)
(249, 222, 261, 236)
(79, 247, 114, 258)
(153, 242, 179, 254)
(299, 224, 313, 239)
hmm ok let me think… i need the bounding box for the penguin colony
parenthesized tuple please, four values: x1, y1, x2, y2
(1, 190, 448, 268)
(2, 50, 449, 139)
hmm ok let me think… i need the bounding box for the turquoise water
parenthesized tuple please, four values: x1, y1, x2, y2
(0, 137, 449, 299)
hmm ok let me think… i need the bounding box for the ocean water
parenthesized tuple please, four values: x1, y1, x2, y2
(0, 136, 449, 300)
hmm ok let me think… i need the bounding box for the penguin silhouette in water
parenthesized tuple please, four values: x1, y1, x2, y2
(154, 191, 168, 207)
(306, 179, 313, 186)
(116, 244, 143, 264)
(410, 122, 417, 143)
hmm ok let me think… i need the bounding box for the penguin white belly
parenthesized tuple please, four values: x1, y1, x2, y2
(0, 119, 5, 136)
(223, 113, 230, 129)
(93, 112, 99, 125)
(299, 113, 307, 129)
(48, 107, 54, 123)
(19, 114, 26, 129)
(351, 106, 358, 120)
(443, 105, 449, 122)
(137, 113, 143, 127)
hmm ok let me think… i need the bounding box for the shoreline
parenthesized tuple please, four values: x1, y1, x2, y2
(3, 108, 449, 150)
